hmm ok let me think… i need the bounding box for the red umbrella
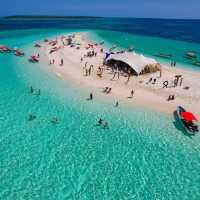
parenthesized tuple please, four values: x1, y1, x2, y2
(181, 112, 198, 121)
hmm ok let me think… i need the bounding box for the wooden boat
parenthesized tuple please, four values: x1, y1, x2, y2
(176, 106, 199, 135)
(154, 53, 173, 59)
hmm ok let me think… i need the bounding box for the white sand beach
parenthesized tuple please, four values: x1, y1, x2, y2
(34, 32, 200, 116)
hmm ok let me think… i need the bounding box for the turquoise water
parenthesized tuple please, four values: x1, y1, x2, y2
(89, 30, 200, 72)
(0, 29, 200, 199)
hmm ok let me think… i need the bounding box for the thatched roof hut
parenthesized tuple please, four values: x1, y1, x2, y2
(106, 52, 161, 75)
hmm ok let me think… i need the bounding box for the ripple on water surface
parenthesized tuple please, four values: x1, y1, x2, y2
(0, 30, 200, 200)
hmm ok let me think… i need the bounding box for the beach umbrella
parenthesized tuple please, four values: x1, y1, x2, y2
(181, 112, 198, 121)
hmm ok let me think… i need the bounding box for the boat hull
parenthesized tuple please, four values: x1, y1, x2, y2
(176, 106, 198, 136)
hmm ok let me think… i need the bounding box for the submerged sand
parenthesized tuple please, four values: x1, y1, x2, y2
(34, 32, 200, 116)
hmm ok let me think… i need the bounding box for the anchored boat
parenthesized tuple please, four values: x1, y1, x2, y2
(184, 51, 197, 60)
(29, 55, 39, 63)
(176, 106, 199, 135)
(154, 53, 173, 59)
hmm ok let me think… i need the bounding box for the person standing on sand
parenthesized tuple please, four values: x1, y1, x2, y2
(89, 93, 93, 100)
(115, 101, 119, 107)
(84, 62, 88, 68)
(53, 59, 55, 64)
(125, 69, 132, 84)
(174, 61, 176, 67)
(159, 68, 162, 78)
(85, 69, 89, 76)
(130, 90, 134, 98)
(88, 65, 93, 76)
(60, 58, 64, 66)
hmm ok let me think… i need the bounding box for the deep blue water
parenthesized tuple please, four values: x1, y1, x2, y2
(1, 18, 200, 44)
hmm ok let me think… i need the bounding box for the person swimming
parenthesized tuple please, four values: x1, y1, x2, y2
(97, 119, 109, 129)
(103, 122, 109, 129)
(87, 93, 93, 100)
(97, 118, 103, 126)
(28, 114, 36, 121)
(115, 101, 119, 107)
(51, 117, 59, 124)
(30, 86, 34, 94)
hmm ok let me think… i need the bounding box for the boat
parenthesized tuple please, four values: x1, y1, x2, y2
(0, 45, 12, 53)
(15, 49, 24, 56)
(34, 43, 41, 48)
(192, 60, 200, 67)
(154, 53, 173, 59)
(176, 106, 199, 135)
(29, 55, 39, 63)
(184, 51, 197, 59)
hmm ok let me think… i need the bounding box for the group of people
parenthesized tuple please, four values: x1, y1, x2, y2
(167, 94, 175, 101)
(97, 118, 109, 129)
(28, 114, 59, 124)
(85, 50, 97, 57)
(146, 77, 157, 85)
(96, 66, 104, 78)
(29, 86, 59, 124)
(49, 59, 55, 65)
(83, 62, 94, 76)
(171, 61, 176, 67)
(103, 87, 112, 94)
(30, 86, 41, 96)
(49, 58, 64, 66)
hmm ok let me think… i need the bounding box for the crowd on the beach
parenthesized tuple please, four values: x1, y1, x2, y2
(23, 32, 198, 127)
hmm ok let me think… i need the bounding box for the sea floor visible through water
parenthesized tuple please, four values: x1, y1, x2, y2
(0, 28, 200, 199)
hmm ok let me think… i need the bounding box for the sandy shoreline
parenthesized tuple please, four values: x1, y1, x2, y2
(34, 32, 200, 116)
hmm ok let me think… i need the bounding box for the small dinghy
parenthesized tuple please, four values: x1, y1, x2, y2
(176, 106, 199, 135)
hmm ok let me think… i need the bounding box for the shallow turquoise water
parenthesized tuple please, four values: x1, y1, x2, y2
(89, 30, 200, 72)
(0, 29, 200, 199)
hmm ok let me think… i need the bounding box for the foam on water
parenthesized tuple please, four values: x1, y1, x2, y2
(0, 29, 200, 199)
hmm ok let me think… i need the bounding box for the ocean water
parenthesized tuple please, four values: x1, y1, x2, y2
(0, 20, 200, 199)
(89, 30, 200, 72)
